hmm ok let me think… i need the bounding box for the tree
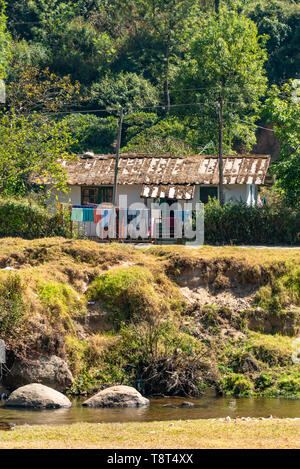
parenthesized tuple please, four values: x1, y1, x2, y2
(0, 111, 76, 195)
(6, 65, 80, 114)
(90, 72, 159, 113)
(0, 1, 11, 81)
(264, 80, 300, 207)
(46, 19, 116, 84)
(134, 0, 203, 109)
(174, 7, 268, 152)
(62, 113, 118, 154)
(123, 115, 200, 154)
(246, 0, 300, 84)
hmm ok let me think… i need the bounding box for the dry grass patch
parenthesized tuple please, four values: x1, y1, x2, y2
(0, 419, 299, 449)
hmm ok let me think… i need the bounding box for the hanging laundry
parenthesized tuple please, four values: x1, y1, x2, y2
(93, 208, 102, 224)
(71, 207, 83, 222)
(101, 209, 112, 228)
(83, 207, 94, 222)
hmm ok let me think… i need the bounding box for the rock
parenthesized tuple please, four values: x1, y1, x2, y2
(0, 422, 15, 431)
(241, 353, 260, 373)
(5, 355, 73, 392)
(180, 401, 195, 408)
(5, 383, 72, 409)
(83, 385, 150, 408)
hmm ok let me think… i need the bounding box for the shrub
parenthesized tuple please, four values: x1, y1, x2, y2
(0, 197, 71, 239)
(38, 281, 86, 330)
(0, 274, 25, 335)
(87, 265, 185, 325)
(78, 322, 216, 396)
(203, 199, 300, 245)
(218, 373, 254, 396)
(247, 332, 293, 366)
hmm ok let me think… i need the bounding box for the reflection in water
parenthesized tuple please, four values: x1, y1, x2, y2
(0, 396, 300, 426)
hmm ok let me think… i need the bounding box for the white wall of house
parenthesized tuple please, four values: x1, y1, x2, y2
(49, 182, 258, 238)
(51, 183, 256, 209)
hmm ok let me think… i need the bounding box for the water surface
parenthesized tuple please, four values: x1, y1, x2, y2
(1, 396, 300, 426)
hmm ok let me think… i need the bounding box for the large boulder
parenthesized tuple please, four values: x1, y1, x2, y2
(5, 355, 73, 392)
(83, 385, 150, 408)
(5, 383, 72, 409)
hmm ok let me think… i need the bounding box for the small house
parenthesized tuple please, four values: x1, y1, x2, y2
(44, 152, 270, 207)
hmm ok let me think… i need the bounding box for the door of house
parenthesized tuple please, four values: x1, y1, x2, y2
(200, 186, 218, 204)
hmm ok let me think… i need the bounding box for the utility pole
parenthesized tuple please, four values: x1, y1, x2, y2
(218, 94, 224, 206)
(215, 0, 220, 16)
(112, 107, 123, 206)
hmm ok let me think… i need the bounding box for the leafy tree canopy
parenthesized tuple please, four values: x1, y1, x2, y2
(173, 7, 268, 151)
(264, 80, 300, 207)
(89, 72, 159, 113)
(0, 112, 76, 196)
(0, 1, 11, 80)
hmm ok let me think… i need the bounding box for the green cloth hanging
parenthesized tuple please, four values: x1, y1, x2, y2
(83, 207, 94, 222)
(71, 208, 83, 222)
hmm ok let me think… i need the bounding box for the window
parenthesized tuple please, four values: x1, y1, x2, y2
(200, 186, 218, 204)
(81, 186, 113, 205)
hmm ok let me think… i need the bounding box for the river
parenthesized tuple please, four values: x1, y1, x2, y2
(0, 396, 300, 426)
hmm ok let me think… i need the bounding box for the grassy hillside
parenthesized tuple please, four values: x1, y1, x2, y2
(0, 238, 300, 398)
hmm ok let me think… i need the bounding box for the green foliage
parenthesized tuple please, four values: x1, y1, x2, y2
(247, 332, 293, 366)
(123, 116, 198, 154)
(255, 369, 300, 398)
(174, 6, 268, 151)
(0, 1, 11, 80)
(0, 274, 25, 335)
(87, 265, 184, 325)
(47, 19, 116, 84)
(62, 114, 117, 154)
(0, 112, 76, 195)
(38, 281, 86, 330)
(90, 73, 159, 113)
(218, 372, 254, 396)
(0, 197, 71, 239)
(203, 198, 300, 245)
(263, 81, 300, 207)
(6, 65, 80, 114)
(247, 0, 300, 83)
(255, 266, 300, 316)
(71, 321, 210, 396)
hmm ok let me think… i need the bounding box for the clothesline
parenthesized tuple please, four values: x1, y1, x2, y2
(70, 205, 193, 240)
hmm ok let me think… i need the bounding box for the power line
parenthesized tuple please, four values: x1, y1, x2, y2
(4, 100, 277, 132)
(237, 118, 275, 132)
(20, 101, 216, 116)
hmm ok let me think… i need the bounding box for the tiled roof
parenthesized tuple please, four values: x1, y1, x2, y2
(31, 153, 271, 186)
(141, 184, 195, 200)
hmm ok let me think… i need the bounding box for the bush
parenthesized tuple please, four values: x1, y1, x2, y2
(203, 199, 300, 245)
(0, 197, 71, 239)
(218, 373, 254, 396)
(0, 274, 25, 335)
(72, 322, 215, 396)
(87, 265, 185, 326)
(247, 332, 293, 366)
(38, 281, 86, 330)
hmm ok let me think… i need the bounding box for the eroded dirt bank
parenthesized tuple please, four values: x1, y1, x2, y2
(0, 238, 299, 398)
